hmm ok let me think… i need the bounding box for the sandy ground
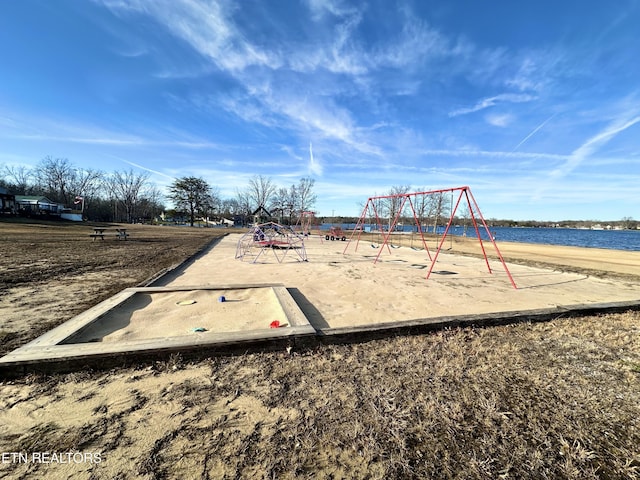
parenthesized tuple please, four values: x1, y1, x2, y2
(68, 288, 289, 343)
(148, 233, 640, 331)
(0, 224, 639, 479)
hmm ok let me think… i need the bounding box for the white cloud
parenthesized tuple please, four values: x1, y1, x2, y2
(550, 113, 640, 180)
(304, 0, 360, 20)
(370, 18, 452, 69)
(99, 0, 280, 72)
(110, 156, 175, 179)
(308, 142, 323, 176)
(449, 93, 537, 117)
(485, 113, 514, 127)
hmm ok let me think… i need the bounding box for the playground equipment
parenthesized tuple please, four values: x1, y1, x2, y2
(236, 222, 308, 263)
(344, 186, 517, 289)
(295, 211, 316, 236)
(325, 226, 347, 241)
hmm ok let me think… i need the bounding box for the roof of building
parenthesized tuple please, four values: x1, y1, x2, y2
(15, 195, 59, 204)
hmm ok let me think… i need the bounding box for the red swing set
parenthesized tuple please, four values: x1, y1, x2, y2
(343, 186, 517, 289)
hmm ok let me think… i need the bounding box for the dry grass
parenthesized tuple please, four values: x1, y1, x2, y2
(0, 219, 230, 355)
(0, 220, 639, 479)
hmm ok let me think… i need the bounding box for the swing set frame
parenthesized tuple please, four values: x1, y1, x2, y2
(343, 186, 517, 289)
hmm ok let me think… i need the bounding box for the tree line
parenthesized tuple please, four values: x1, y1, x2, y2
(168, 174, 317, 226)
(1, 157, 316, 225)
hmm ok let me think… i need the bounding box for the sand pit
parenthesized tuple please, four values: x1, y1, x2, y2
(64, 287, 290, 344)
(0, 284, 313, 374)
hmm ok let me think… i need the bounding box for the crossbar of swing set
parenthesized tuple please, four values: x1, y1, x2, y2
(343, 186, 518, 289)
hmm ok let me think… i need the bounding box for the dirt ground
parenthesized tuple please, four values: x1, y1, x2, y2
(0, 219, 226, 356)
(1, 219, 639, 479)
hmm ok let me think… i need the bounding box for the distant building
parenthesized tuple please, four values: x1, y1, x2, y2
(15, 196, 62, 217)
(0, 187, 16, 215)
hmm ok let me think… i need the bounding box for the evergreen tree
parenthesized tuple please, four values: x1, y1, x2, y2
(168, 176, 213, 227)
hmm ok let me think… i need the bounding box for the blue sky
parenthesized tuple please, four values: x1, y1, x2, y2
(1, 0, 639, 220)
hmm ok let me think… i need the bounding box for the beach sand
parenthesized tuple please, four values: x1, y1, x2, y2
(144, 233, 640, 332)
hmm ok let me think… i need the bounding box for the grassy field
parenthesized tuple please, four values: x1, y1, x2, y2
(1, 219, 639, 479)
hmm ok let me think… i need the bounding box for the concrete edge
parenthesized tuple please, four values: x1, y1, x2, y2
(1, 299, 638, 379)
(314, 299, 640, 344)
(0, 283, 312, 377)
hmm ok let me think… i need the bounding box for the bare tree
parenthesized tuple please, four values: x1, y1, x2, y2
(621, 216, 635, 230)
(108, 169, 150, 223)
(221, 198, 240, 217)
(68, 168, 103, 211)
(235, 188, 252, 225)
(295, 177, 317, 214)
(384, 185, 411, 230)
(35, 156, 75, 204)
(413, 188, 430, 233)
(247, 175, 276, 211)
(271, 187, 294, 223)
(138, 185, 165, 223)
(2, 164, 34, 194)
(428, 192, 450, 237)
(458, 201, 472, 236)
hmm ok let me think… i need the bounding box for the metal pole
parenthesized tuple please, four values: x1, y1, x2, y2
(426, 189, 464, 280)
(466, 188, 518, 289)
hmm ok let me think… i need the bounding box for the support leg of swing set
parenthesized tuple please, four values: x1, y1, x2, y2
(371, 201, 391, 256)
(425, 188, 517, 290)
(344, 200, 375, 254)
(466, 188, 518, 289)
(345, 210, 365, 254)
(426, 190, 464, 280)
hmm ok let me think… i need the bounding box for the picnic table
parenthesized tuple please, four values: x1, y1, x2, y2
(89, 228, 106, 241)
(115, 228, 129, 241)
(89, 228, 130, 241)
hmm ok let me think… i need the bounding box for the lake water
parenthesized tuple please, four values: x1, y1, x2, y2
(321, 224, 640, 252)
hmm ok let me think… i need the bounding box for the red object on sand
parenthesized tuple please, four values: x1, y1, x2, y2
(270, 320, 280, 328)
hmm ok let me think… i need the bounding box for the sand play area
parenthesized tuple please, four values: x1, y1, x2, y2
(65, 287, 292, 344)
(2, 229, 639, 374)
(152, 232, 639, 329)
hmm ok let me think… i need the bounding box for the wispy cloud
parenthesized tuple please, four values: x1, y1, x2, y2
(304, 0, 360, 20)
(99, 0, 279, 72)
(108, 156, 175, 180)
(308, 142, 323, 176)
(485, 113, 514, 127)
(0, 111, 224, 150)
(449, 93, 537, 117)
(550, 113, 640, 180)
